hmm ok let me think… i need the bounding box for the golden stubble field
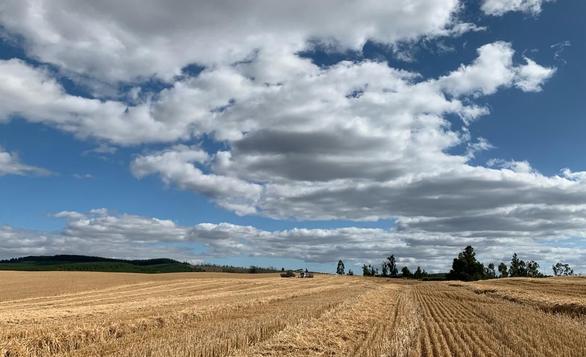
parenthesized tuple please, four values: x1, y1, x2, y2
(1, 271, 585, 356)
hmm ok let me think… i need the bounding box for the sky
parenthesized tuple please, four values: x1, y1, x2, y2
(0, 0, 585, 274)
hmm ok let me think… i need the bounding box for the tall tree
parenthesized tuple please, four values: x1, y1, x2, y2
(336, 259, 345, 275)
(526, 260, 541, 277)
(498, 262, 509, 278)
(401, 266, 412, 278)
(509, 253, 527, 277)
(413, 266, 424, 279)
(485, 263, 496, 278)
(447, 246, 486, 281)
(381, 262, 389, 277)
(386, 255, 398, 277)
(552, 262, 574, 276)
(362, 264, 371, 276)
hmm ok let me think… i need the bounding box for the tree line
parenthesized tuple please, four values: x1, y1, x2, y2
(336, 246, 576, 281)
(336, 255, 429, 279)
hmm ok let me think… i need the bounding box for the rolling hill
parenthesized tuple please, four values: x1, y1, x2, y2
(0, 255, 279, 274)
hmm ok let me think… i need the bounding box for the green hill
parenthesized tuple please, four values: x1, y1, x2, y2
(0, 255, 279, 274)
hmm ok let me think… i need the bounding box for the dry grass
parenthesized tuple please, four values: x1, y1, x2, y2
(464, 277, 586, 318)
(1, 272, 585, 356)
(0, 271, 277, 301)
(410, 282, 586, 356)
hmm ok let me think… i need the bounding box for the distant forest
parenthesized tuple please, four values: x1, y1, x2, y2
(0, 255, 280, 274)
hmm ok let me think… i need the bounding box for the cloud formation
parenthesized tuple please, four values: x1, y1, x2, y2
(131, 145, 262, 215)
(0, 59, 192, 144)
(481, 0, 555, 16)
(129, 43, 558, 222)
(0, 0, 468, 84)
(2, 209, 585, 272)
(0, 147, 48, 176)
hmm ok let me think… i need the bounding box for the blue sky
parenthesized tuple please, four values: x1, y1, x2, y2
(0, 0, 585, 273)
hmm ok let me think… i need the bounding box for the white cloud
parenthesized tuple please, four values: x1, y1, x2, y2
(514, 57, 556, 92)
(0, 0, 467, 84)
(487, 159, 535, 173)
(2, 209, 586, 273)
(129, 42, 556, 222)
(131, 146, 262, 215)
(57, 209, 187, 243)
(0, 147, 48, 176)
(437, 42, 554, 96)
(73, 173, 93, 180)
(481, 0, 555, 16)
(438, 42, 516, 96)
(83, 143, 118, 156)
(0, 41, 553, 146)
(551, 40, 571, 64)
(0, 59, 189, 144)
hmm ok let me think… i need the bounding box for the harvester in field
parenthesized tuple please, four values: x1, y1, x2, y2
(299, 269, 314, 278)
(280, 270, 296, 278)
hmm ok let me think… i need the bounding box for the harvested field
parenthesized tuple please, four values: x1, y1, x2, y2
(1, 272, 585, 356)
(463, 277, 586, 318)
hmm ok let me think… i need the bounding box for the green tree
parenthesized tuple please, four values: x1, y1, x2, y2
(401, 266, 412, 278)
(447, 246, 486, 281)
(509, 253, 527, 277)
(385, 255, 398, 277)
(362, 264, 377, 277)
(362, 264, 371, 276)
(347, 269, 354, 276)
(485, 263, 496, 278)
(498, 262, 509, 278)
(552, 262, 574, 276)
(413, 266, 423, 279)
(381, 262, 389, 277)
(336, 259, 345, 275)
(526, 260, 541, 277)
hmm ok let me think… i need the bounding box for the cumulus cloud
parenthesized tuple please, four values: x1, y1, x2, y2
(0, 210, 195, 262)
(0, 0, 468, 84)
(514, 58, 556, 92)
(131, 146, 262, 214)
(0, 41, 553, 145)
(481, 0, 555, 16)
(56, 209, 188, 243)
(437, 42, 517, 96)
(2, 209, 586, 272)
(437, 42, 554, 96)
(129, 42, 556, 222)
(0, 59, 196, 144)
(0, 147, 49, 176)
